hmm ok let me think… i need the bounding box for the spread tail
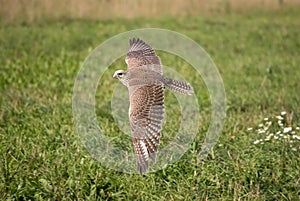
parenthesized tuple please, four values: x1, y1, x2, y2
(163, 77, 194, 95)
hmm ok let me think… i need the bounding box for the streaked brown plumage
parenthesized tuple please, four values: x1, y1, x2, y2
(113, 38, 194, 174)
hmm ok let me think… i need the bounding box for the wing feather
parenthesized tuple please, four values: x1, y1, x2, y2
(128, 38, 156, 56)
(126, 38, 162, 74)
(129, 84, 164, 174)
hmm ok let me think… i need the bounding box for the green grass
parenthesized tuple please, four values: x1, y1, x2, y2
(1, 7, 300, 200)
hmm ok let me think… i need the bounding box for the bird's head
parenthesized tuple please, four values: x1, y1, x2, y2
(113, 70, 129, 86)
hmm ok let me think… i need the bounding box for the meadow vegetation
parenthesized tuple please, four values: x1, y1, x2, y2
(0, 4, 300, 200)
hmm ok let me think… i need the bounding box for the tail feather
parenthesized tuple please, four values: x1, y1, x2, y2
(163, 77, 194, 95)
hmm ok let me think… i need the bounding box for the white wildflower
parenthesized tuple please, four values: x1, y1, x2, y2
(247, 127, 253, 131)
(264, 117, 269, 121)
(276, 115, 284, 120)
(258, 123, 264, 128)
(292, 135, 300, 140)
(281, 111, 287, 115)
(258, 129, 265, 134)
(283, 127, 292, 133)
(253, 140, 260, 144)
(296, 127, 300, 130)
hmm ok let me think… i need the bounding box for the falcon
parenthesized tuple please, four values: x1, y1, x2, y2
(113, 38, 194, 174)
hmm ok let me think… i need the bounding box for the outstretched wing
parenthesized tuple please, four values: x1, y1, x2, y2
(129, 84, 165, 174)
(126, 38, 162, 75)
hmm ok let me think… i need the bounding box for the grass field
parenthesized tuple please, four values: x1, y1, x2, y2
(1, 6, 300, 200)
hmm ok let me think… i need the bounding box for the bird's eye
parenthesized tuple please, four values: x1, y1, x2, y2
(118, 72, 123, 77)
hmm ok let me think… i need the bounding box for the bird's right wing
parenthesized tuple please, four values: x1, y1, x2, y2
(126, 38, 162, 75)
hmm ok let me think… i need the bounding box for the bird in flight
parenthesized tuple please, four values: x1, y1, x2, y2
(113, 38, 194, 174)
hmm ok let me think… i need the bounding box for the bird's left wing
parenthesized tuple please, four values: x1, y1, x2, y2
(128, 84, 165, 174)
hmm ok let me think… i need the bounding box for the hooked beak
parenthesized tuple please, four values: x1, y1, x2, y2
(113, 72, 118, 79)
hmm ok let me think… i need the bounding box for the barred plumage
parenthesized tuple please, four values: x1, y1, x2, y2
(113, 38, 194, 174)
(163, 77, 194, 95)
